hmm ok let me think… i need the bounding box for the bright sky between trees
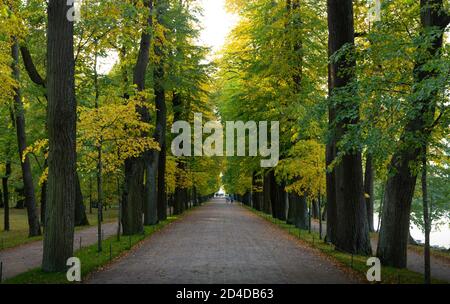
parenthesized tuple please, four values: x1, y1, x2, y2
(98, 0, 238, 74)
(198, 0, 239, 53)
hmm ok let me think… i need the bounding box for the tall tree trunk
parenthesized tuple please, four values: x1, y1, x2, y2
(252, 172, 262, 211)
(42, 0, 77, 272)
(124, 0, 153, 233)
(377, 0, 449, 268)
(262, 172, 272, 215)
(311, 199, 319, 219)
(97, 144, 103, 251)
(325, 59, 337, 244)
(144, 151, 159, 224)
(157, 142, 167, 221)
(328, 0, 371, 255)
(318, 193, 323, 239)
(11, 39, 41, 237)
(172, 93, 186, 215)
(422, 148, 431, 284)
(40, 160, 48, 225)
(364, 154, 375, 232)
(147, 0, 168, 223)
(289, 193, 308, 230)
(3, 162, 11, 231)
(277, 182, 287, 221)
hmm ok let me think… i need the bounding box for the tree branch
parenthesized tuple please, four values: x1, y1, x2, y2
(20, 46, 46, 87)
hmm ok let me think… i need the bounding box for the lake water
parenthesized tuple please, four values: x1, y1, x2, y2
(374, 213, 450, 250)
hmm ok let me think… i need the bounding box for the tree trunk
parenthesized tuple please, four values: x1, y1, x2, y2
(318, 194, 323, 239)
(326, 141, 337, 243)
(262, 171, 273, 215)
(377, 0, 449, 268)
(172, 92, 187, 215)
(268, 171, 279, 219)
(364, 154, 375, 232)
(12, 39, 41, 236)
(144, 154, 159, 224)
(75, 174, 89, 226)
(42, 0, 77, 272)
(150, 0, 168, 223)
(328, 0, 371, 255)
(40, 182, 46, 225)
(252, 172, 262, 211)
(2, 162, 11, 231)
(124, 0, 153, 232)
(97, 144, 103, 251)
(289, 193, 308, 230)
(422, 148, 431, 284)
(157, 142, 167, 221)
(277, 182, 287, 221)
(311, 199, 319, 219)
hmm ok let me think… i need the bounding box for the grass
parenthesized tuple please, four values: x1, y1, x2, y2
(2, 209, 193, 284)
(0, 208, 118, 251)
(245, 206, 448, 284)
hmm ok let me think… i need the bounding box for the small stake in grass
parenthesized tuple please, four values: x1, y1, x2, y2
(128, 236, 131, 250)
(109, 242, 112, 262)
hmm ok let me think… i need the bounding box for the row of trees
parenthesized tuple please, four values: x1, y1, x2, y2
(0, 0, 221, 272)
(218, 0, 449, 282)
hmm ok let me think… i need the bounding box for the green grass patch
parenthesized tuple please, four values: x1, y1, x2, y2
(0, 208, 118, 251)
(2, 210, 192, 284)
(246, 206, 448, 284)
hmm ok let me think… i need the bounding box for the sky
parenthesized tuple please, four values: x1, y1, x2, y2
(98, 0, 238, 74)
(197, 0, 239, 54)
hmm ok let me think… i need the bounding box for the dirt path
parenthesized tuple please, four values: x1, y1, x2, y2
(87, 199, 358, 284)
(310, 221, 450, 282)
(0, 222, 118, 280)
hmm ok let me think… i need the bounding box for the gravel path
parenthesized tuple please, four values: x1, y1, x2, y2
(0, 222, 118, 280)
(87, 199, 358, 284)
(310, 220, 450, 282)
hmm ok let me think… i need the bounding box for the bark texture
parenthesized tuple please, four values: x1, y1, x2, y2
(288, 193, 309, 229)
(12, 39, 41, 236)
(327, 0, 371, 255)
(124, 0, 153, 233)
(364, 155, 375, 232)
(377, 0, 449, 268)
(42, 0, 77, 272)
